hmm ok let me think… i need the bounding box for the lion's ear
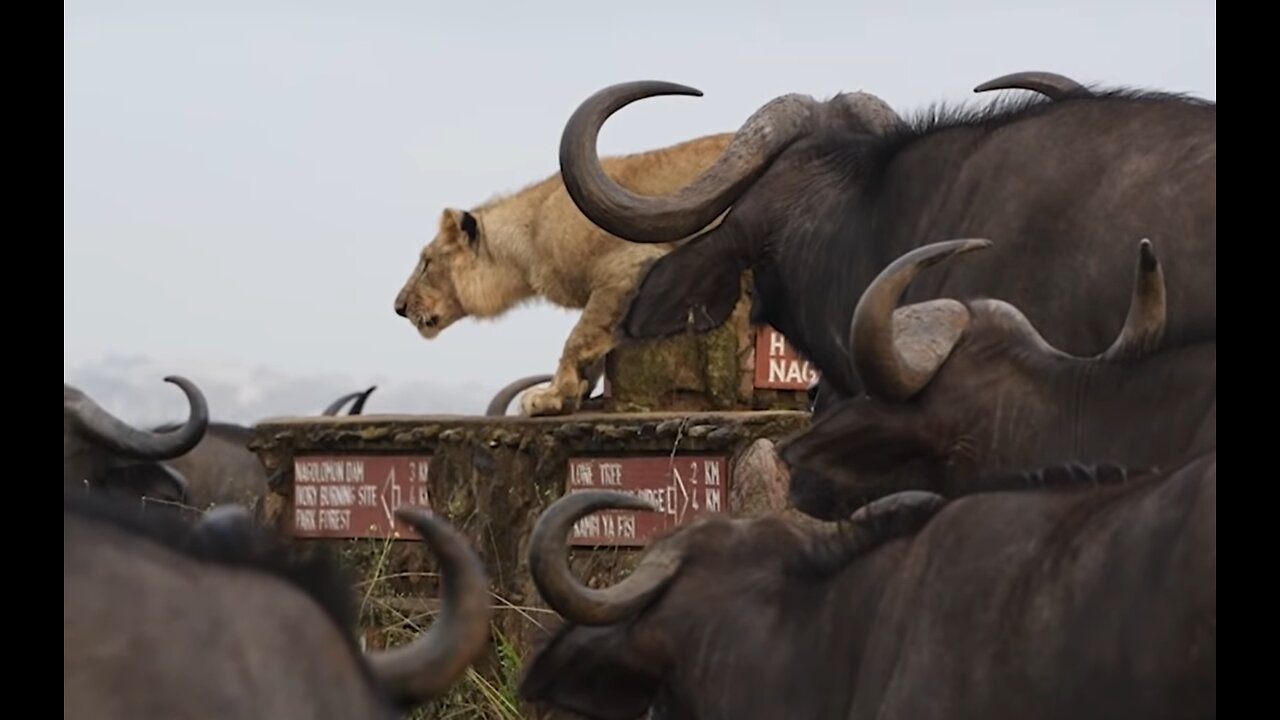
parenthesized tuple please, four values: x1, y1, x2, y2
(441, 208, 481, 250)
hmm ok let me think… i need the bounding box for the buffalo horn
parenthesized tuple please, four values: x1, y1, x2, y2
(1094, 239, 1167, 360)
(807, 491, 948, 571)
(321, 386, 377, 416)
(321, 391, 360, 416)
(1005, 239, 1167, 362)
(973, 71, 1090, 100)
(366, 507, 493, 703)
(347, 385, 377, 415)
(528, 490, 684, 625)
(66, 376, 208, 459)
(850, 239, 992, 402)
(485, 374, 554, 416)
(559, 80, 823, 243)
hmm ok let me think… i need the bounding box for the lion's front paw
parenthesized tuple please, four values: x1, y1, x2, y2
(520, 386, 569, 417)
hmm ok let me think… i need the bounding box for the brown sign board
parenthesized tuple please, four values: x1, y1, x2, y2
(291, 454, 433, 539)
(566, 454, 729, 547)
(754, 326, 819, 390)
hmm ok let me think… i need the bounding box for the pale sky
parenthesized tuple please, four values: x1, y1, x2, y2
(63, 0, 1216, 424)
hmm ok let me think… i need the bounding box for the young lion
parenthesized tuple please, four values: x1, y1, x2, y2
(392, 133, 734, 417)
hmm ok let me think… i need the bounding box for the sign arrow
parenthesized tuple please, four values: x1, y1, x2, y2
(381, 467, 396, 529)
(672, 465, 689, 524)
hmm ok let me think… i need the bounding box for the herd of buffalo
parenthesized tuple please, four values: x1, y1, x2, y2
(65, 69, 1215, 719)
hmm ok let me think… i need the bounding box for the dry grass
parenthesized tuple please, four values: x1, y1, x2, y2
(350, 535, 556, 720)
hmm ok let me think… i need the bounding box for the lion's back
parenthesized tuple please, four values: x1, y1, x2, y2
(528, 132, 735, 285)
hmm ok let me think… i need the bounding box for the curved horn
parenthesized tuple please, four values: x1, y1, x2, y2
(1096, 239, 1166, 361)
(850, 239, 993, 401)
(973, 71, 1090, 100)
(348, 385, 377, 415)
(485, 375, 553, 416)
(979, 238, 1167, 363)
(66, 376, 209, 459)
(559, 80, 822, 243)
(366, 507, 493, 703)
(807, 491, 948, 573)
(528, 490, 684, 625)
(321, 390, 363, 416)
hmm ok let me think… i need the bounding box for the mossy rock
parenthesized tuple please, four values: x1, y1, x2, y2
(604, 271, 810, 413)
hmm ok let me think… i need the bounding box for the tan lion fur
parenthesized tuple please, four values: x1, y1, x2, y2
(393, 132, 735, 416)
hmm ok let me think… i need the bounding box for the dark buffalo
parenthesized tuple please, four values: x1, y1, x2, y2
(65, 490, 492, 719)
(154, 386, 378, 511)
(796, 70, 1087, 408)
(63, 376, 208, 504)
(779, 237, 1215, 516)
(520, 455, 1216, 720)
(555, 78, 1215, 517)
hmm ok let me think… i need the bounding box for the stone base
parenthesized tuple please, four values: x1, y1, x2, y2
(250, 411, 808, 719)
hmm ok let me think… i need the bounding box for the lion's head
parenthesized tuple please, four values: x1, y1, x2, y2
(394, 208, 529, 339)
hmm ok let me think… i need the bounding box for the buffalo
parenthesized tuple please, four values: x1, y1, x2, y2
(555, 77, 1215, 518)
(519, 454, 1216, 720)
(63, 376, 208, 504)
(779, 237, 1215, 516)
(64, 489, 493, 719)
(153, 385, 378, 511)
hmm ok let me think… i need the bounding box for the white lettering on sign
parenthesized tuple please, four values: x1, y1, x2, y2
(567, 457, 727, 526)
(571, 462, 594, 487)
(295, 508, 316, 531)
(291, 455, 434, 539)
(770, 331, 787, 356)
(768, 357, 817, 385)
(318, 509, 351, 532)
(755, 327, 820, 390)
(599, 462, 624, 486)
(294, 460, 367, 484)
(408, 461, 430, 484)
(296, 485, 318, 507)
(706, 486, 722, 512)
(572, 512, 638, 540)
(319, 485, 356, 507)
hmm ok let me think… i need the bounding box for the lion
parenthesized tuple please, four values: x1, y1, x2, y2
(392, 132, 735, 417)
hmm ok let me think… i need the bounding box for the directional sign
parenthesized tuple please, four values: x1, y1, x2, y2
(290, 454, 432, 539)
(566, 454, 730, 547)
(754, 326, 819, 390)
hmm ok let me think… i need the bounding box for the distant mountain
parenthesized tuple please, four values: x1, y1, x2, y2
(63, 353, 492, 426)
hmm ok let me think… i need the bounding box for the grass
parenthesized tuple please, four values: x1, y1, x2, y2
(349, 535, 556, 720)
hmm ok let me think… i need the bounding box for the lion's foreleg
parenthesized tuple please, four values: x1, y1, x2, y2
(521, 289, 625, 417)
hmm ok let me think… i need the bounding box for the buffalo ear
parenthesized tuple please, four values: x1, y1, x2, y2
(620, 231, 746, 340)
(519, 624, 660, 720)
(779, 401, 945, 492)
